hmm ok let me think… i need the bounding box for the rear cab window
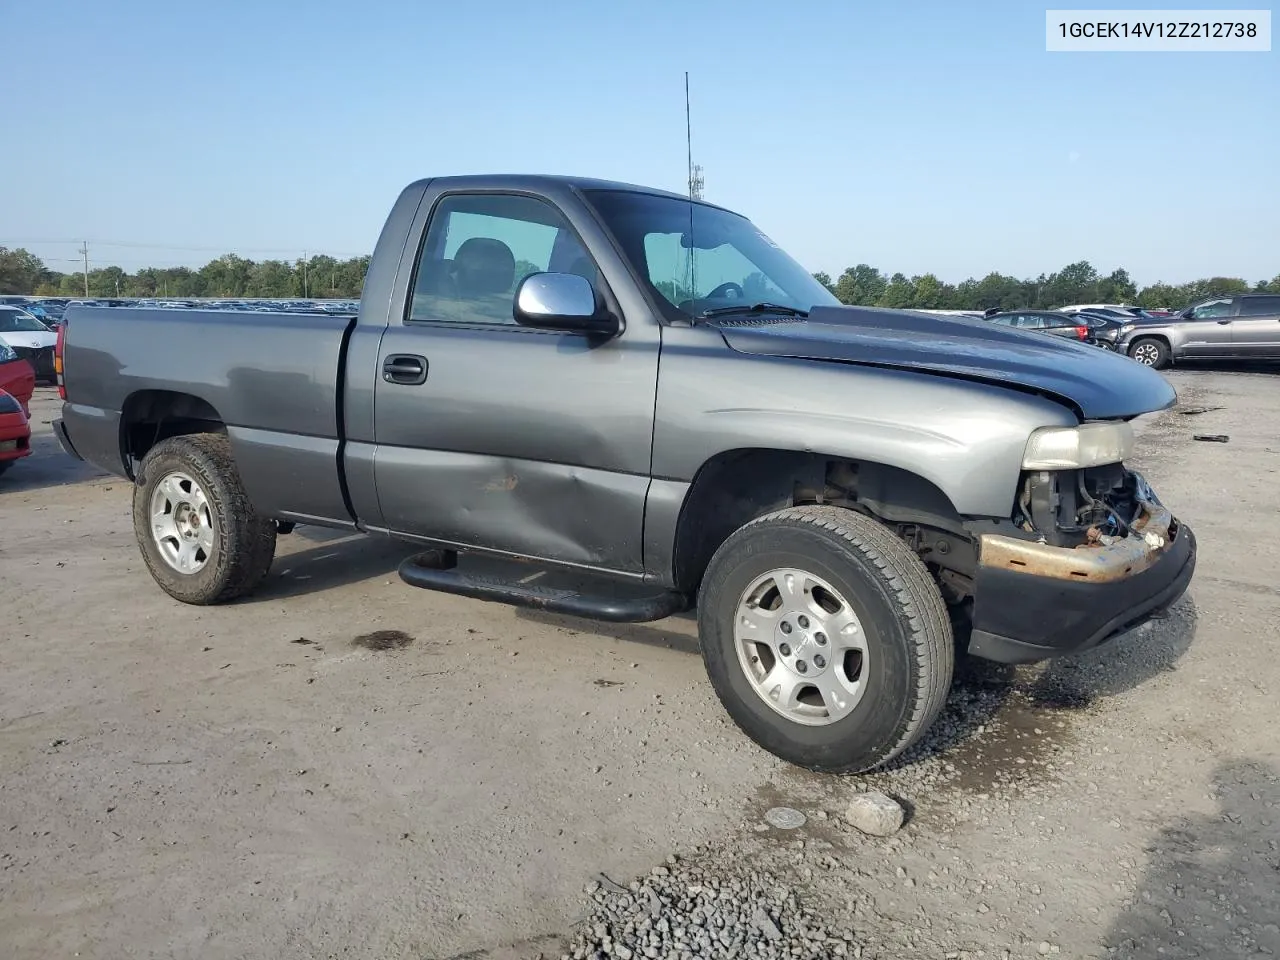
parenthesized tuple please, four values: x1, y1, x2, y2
(1237, 296, 1280, 317)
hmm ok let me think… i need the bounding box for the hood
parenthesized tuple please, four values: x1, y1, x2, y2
(713, 305, 1175, 420)
(0, 330, 57, 350)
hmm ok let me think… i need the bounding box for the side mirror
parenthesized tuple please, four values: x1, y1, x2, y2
(513, 273, 619, 336)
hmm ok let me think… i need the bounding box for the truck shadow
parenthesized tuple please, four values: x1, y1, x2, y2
(254, 530, 415, 600)
(0, 431, 108, 494)
(250, 533, 1201, 777)
(884, 596, 1199, 774)
(1172, 359, 1280, 376)
(1102, 757, 1280, 958)
(525, 593, 1199, 776)
(1032, 594, 1199, 704)
(515, 607, 702, 656)
(255, 534, 707, 657)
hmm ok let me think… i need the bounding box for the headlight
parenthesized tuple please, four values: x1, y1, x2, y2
(1118, 322, 1135, 334)
(1022, 422, 1135, 469)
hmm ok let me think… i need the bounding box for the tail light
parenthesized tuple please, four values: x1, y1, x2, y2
(1075, 325, 1088, 340)
(55, 322, 66, 399)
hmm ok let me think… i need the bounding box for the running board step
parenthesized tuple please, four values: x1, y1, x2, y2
(398, 550, 689, 623)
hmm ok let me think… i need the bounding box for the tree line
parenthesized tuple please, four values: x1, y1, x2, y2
(0, 247, 369, 300)
(3, 245, 1278, 309)
(811, 261, 1280, 312)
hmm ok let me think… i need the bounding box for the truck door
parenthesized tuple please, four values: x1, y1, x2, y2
(369, 191, 660, 575)
(1230, 295, 1280, 358)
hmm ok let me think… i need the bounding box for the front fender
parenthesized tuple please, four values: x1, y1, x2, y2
(652, 326, 1077, 518)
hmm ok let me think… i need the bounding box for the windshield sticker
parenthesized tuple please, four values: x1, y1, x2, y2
(756, 232, 780, 248)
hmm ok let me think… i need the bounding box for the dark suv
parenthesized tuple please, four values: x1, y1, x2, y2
(1116, 294, 1280, 368)
(985, 311, 1095, 345)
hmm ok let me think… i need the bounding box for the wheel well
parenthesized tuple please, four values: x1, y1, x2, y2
(120, 390, 224, 475)
(670, 449, 974, 596)
(1129, 334, 1170, 350)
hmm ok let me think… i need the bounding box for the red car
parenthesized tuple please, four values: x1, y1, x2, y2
(0, 342, 35, 417)
(0, 387, 32, 477)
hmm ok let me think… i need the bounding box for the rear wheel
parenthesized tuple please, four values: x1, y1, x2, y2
(1129, 338, 1170, 369)
(132, 434, 276, 604)
(697, 505, 954, 773)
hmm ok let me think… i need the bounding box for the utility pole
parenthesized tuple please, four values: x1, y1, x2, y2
(301, 251, 308, 298)
(79, 241, 90, 296)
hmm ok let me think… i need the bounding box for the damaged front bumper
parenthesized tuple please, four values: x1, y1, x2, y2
(967, 480, 1196, 664)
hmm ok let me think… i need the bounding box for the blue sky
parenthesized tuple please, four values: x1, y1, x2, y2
(4, 0, 1277, 286)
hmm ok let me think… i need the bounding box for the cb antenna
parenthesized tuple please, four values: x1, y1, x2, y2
(685, 72, 704, 200)
(684, 72, 703, 304)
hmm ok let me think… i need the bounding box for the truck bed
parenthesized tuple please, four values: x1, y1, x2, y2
(60, 305, 357, 524)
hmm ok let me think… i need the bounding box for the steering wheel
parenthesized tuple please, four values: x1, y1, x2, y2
(705, 282, 744, 301)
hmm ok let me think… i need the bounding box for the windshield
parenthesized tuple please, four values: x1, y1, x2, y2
(0, 309, 50, 333)
(585, 190, 839, 319)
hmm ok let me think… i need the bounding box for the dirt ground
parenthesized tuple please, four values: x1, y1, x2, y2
(1, 367, 1277, 960)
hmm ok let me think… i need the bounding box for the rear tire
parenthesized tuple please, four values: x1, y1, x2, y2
(1129, 337, 1171, 369)
(697, 505, 954, 773)
(132, 434, 276, 605)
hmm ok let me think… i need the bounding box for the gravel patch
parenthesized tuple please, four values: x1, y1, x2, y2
(562, 856, 858, 960)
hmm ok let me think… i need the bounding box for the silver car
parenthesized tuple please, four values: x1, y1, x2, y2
(1117, 294, 1280, 368)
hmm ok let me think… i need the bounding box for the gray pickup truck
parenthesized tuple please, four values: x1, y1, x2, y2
(1119, 293, 1280, 368)
(54, 175, 1196, 773)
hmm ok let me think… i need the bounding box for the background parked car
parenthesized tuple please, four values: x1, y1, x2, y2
(0, 306, 57, 382)
(0, 343, 36, 417)
(1057, 302, 1135, 317)
(1068, 311, 1130, 350)
(29, 298, 71, 326)
(1116, 293, 1280, 368)
(1060, 305, 1133, 321)
(0, 387, 32, 477)
(984, 310, 1095, 344)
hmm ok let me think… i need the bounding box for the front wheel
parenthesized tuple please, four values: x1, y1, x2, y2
(1129, 337, 1171, 369)
(132, 434, 277, 604)
(697, 505, 954, 773)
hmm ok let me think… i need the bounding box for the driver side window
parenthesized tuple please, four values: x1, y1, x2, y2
(408, 193, 599, 326)
(1191, 298, 1234, 320)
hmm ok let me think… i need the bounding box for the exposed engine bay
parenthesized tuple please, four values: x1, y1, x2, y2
(1014, 464, 1155, 548)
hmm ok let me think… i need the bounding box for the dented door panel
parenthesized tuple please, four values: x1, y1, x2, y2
(373, 446, 649, 572)
(371, 321, 660, 572)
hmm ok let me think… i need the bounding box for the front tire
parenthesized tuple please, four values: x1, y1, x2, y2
(132, 434, 277, 605)
(697, 505, 954, 773)
(1129, 337, 1171, 369)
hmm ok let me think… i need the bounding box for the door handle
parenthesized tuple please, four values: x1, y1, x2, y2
(1215, 319, 1231, 324)
(383, 354, 428, 385)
